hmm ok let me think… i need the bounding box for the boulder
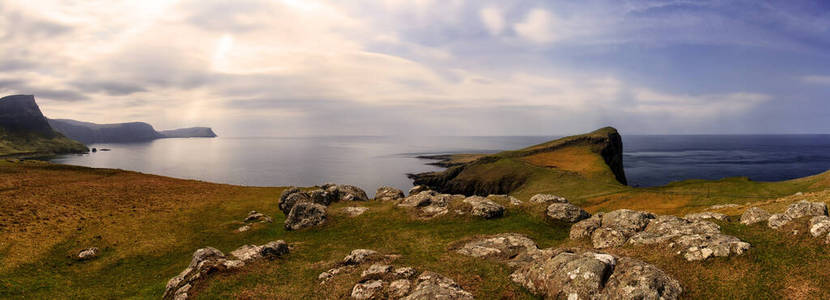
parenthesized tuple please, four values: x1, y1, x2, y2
(600, 209, 655, 236)
(310, 189, 337, 206)
(244, 210, 273, 223)
(546, 203, 590, 223)
(398, 191, 463, 219)
(809, 216, 830, 237)
(284, 202, 327, 231)
(684, 212, 728, 222)
(740, 207, 770, 225)
(393, 267, 418, 279)
(398, 191, 436, 207)
(401, 271, 473, 300)
(569, 213, 603, 240)
(337, 184, 370, 202)
(485, 194, 522, 206)
(529, 194, 568, 204)
(76, 247, 99, 261)
(462, 196, 505, 219)
(591, 227, 628, 249)
(408, 185, 428, 196)
(163, 247, 241, 300)
(784, 201, 828, 219)
(455, 233, 540, 266)
(767, 213, 792, 230)
(375, 186, 405, 201)
(343, 207, 369, 217)
(351, 280, 384, 299)
(671, 234, 750, 261)
(388, 279, 411, 298)
(361, 264, 394, 281)
(229, 240, 289, 262)
(344, 249, 380, 265)
(603, 257, 683, 299)
(279, 190, 311, 215)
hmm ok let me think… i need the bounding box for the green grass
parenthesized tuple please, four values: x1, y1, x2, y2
(0, 128, 87, 157)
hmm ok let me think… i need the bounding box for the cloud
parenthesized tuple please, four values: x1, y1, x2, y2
(480, 6, 505, 35)
(514, 9, 557, 43)
(802, 75, 830, 85)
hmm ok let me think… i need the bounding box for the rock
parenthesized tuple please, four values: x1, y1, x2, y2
(672, 234, 750, 261)
(809, 216, 830, 237)
(76, 247, 99, 261)
(310, 189, 337, 206)
(260, 240, 290, 259)
(393, 267, 418, 279)
(408, 185, 428, 196)
(684, 212, 728, 222)
(375, 186, 405, 201)
(569, 213, 603, 240)
(740, 207, 770, 225)
(784, 201, 828, 219)
(546, 203, 590, 223)
(351, 280, 384, 299)
(529, 194, 568, 204)
(398, 191, 436, 207)
(388, 279, 411, 298)
(361, 264, 393, 281)
(343, 207, 369, 217)
(456, 233, 540, 266)
(709, 203, 741, 210)
(399, 191, 463, 219)
(230, 244, 262, 262)
(463, 196, 505, 219)
(279, 190, 311, 215)
(402, 271, 473, 300)
(767, 213, 792, 230)
(163, 247, 231, 300)
(244, 210, 273, 223)
(318, 266, 346, 283)
(600, 209, 655, 236)
(344, 249, 380, 265)
(236, 225, 251, 232)
(485, 194, 522, 206)
(591, 227, 628, 249)
(337, 184, 370, 202)
(603, 257, 683, 299)
(284, 202, 327, 231)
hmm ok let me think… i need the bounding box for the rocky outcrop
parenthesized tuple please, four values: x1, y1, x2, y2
(284, 202, 327, 231)
(397, 190, 464, 219)
(75, 247, 100, 261)
(454, 233, 541, 267)
(684, 212, 728, 222)
(530, 194, 567, 204)
(333, 184, 370, 202)
(159, 127, 217, 138)
(343, 207, 369, 217)
(375, 186, 404, 201)
(545, 203, 590, 223)
(740, 207, 770, 225)
(743, 201, 830, 243)
(408, 185, 428, 196)
(570, 209, 750, 261)
(236, 210, 273, 232)
(462, 196, 505, 219)
(163, 241, 289, 300)
(763, 201, 828, 230)
(49, 118, 217, 144)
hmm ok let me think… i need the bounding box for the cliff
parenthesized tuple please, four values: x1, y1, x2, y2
(409, 127, 628, 196)
(159, 127, 217, 138)
(0, 95, 88, 156)
(49, 119, 218, 144)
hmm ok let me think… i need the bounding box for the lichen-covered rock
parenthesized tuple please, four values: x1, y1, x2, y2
(600, 209, 655, 235)
(546, 203, 590, 223)
(284, 202, 327, 231)
(398, 191, 436, 207)
(740, 207, 770, 225)
(310, 189, 337, 206)
(279, 190, 310, 215)
(76, 247, 99, 261)
(530, 194, 568, 204)
(603, 257, 683, 299)
(361, 264, 394, 281)
(351, 279, 384, 299)
(767, 213, 792, 230)
(591, 227, 628, 249)
(463, 196, 505, 219)
(337, 184, 370, 202)
(244, 210, 273, 223)
(343, 206, 369, 217)
(375, 186, 405, 201)
(163, 247, 239, 300)
(401, 271, 473, 300)
(398, 191, 463, 219)
(229, 240, 289, 263)
(784, 201, 828, 220)
(393, 267, 417, 279)
(569, 213, 603, 240)
(388, 279, 411, 298)
(809, 216, 830, 237)
(672, 234, 750, 261)
(684, 212, 728, 222)
(455, 233, 540, 267)
(486, 194, 522, 206)
(344, 249, 380, 265)
(408, 185, 428, 196)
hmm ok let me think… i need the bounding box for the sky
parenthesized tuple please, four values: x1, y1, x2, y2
(1, 0, 829, 136)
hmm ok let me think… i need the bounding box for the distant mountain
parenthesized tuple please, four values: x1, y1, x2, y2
(48, 119, 217, 144)
(0, 95, 88, 157)
(159, 127, 217, 138)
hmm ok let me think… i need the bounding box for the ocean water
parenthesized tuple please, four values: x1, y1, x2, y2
(49, 135, 830, 195)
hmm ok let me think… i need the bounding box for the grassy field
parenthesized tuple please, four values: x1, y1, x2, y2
(1, 129, 830, 298)
(0, 128, 87, 157)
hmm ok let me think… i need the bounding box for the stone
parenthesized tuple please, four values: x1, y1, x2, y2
(337, 184, 370, 202)
(709, 203, 741, 210)
(260, 240, 289, 259)
(393, 267, 418, 279)
(600, 209, 655, 236)
(343, 207, 369, 217)
(591, 227, 628, 249)
(309, 189, 337, 206)
(278, 187, 304, 214)
(809, 216, 830, 237)
(361, 264, 393, 281)
(485, 194, 522, 206)
(375, 186, 405, 201)
(569, 213, 603, 240)
(230, 244, 262, 262)
(463, 196, 505, 219)
(398, 191, 436, 207)
(546, 203, 590, 223)
(684, 212, 728, 222)
(244, 210, 273, 223)
(284, 202, 327, 231)
(672, 234, 750, 261)
(344, 249, 380, 265)
(236, 225, 251, 232)
(388, 279, 411, 298)
(530, 194, 568, 204)
(784, 201, 828, 219)
(76, 247, 99, 261)
(456, 233, 540, 266)
(603, 257, 683, 299)
(408, 185, 428, 196)
(767, 213, 792, 230)
(740, 207, 770, 225)
(351, 280, 384, 299)
(163, 247, 231, 300)
(402, 271, 473, 300)
(279, 191, 310, 215)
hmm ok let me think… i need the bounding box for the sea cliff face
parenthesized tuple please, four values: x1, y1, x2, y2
(48, 119, 217, 144)
(159, 127, 217, 138)
(0, 95, 88, 156)
(0, 95, 56, 137)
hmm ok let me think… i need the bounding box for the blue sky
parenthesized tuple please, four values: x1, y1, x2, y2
(1, 0, 829, 135)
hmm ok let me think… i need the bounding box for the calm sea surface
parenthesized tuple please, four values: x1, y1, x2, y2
(49, 135, 830, 195)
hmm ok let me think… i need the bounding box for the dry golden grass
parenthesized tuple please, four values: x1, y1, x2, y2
(519, 145, 607, 177)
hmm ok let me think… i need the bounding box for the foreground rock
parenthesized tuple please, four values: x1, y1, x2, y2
(375, 186, 405, 201)
(570, 209, 750, 261)
(75, 247, 99, 261)
(343, 207, 369, 217)
(546, 202, 590, 223)
(244, 210, 273, 223)
(278, 184, 370, 215)
(529, 194, 568, 204)
(744, 201, 830, 243)
(740, 207, 770, 225)
(397, 190, 464, 219)
(164, 241, 289, 300)
(284, 202, 327, 231)
(454, 233, 541, 267)
(684, 212, 728, 222)
(462, 196, 505, 219)
(764, 201, 828, 230)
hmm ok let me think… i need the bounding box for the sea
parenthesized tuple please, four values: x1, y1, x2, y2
(49, 135, 830, 196)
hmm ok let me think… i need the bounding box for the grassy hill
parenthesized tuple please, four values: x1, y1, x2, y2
(0, 128, 88, 158)
(1, 128, 830, 299)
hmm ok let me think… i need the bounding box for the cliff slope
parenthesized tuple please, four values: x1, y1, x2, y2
(159, 127, 217, 138)
(49, 119, 218, 144)
(0, 95, 87, 156)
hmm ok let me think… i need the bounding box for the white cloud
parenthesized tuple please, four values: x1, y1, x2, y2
(514, 9, 557, 43)
(480, 6, 504, 35)
(802, 75, 830, 85)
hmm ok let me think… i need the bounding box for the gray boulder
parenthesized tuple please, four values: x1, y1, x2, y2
(309, 189, 337, 206)
(76, 247, 99, 261)
(600, 209, 655, 236)
(767, 213, 792, 230)
(569, 213, 603, 240)
(408, 185, 428, 196)
(809, 216, 830, 237)
(284, 202, 327, 231)
(344, 249, 380, 265)
(244, 210, 273, 223)
(784, 201, 828, 219)
(603, 257, 683, 299)
(279, 190, 311, 215)
(591, 227, 628, 249)
(361, 264, 394, 281)
(163, 247, 244, 300)
(337, 184, 370, 202)
(546, 203, 590, 223)
(351, 280, 384, 299)
(529, 194, 568, 204)
(463, 196, 505, 219)
(401, 271, 473, 300)
(740, 207, 770, 225)
(455, 233, 540, 267)
(375, 186, 405, 201)
(684, 212, 728, 222)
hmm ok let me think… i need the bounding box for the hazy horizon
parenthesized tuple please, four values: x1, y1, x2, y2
(2, 1, 829, 136)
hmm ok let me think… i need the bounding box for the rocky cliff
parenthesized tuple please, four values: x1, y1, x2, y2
(0, 95, 88, 156)
(49, 119, 217, 144)
(159, 127, 217, 138)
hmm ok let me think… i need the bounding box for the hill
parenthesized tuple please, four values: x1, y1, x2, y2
(48, 119, 218, 144)
(0, 95, 88, 157)
(159, 127, 217, 138)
